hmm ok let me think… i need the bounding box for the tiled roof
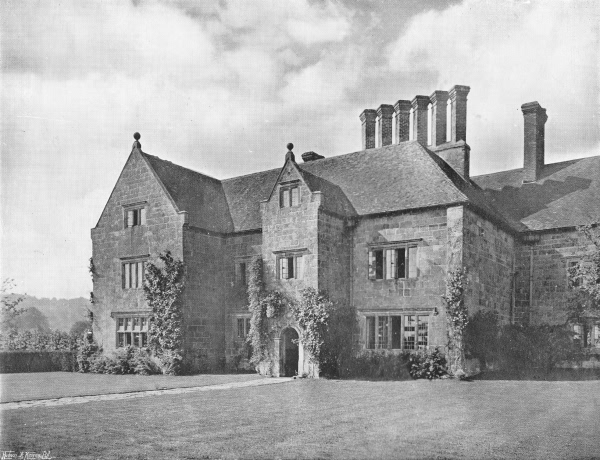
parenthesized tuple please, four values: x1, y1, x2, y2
(141, 141, 598, 235)
(141, 153, 234, 233)
(472, 156, 600, 231)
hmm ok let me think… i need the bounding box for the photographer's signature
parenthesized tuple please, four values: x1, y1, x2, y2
(1, 451, 54, 460)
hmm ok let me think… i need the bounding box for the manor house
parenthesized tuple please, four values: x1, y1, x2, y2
(91, 84, 600, 376)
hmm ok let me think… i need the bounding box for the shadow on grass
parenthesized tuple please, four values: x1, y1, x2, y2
(472, 368, 600, 381)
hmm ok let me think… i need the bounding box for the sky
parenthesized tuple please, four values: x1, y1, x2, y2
(1, 0, 599, 299)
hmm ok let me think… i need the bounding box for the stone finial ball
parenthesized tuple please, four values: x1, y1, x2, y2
(133, 132, 141, 140)
(287, 143, 294, 151)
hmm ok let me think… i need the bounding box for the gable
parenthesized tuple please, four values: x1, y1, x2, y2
(94, 149, 179, 231)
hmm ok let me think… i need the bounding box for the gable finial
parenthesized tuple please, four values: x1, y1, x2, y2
(132, 132, 141, 151)
(285, 142, 295, 163)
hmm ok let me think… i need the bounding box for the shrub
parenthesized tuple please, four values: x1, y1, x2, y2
(103, 346, 136, 374)
(0, 350, 76, 373)
(339, 350, 412, 380)
(76, 339, 101, 373)
(464, 310, 501, 368)
(409, 348, 448, 380)
(319, 305, 358, 378)
(130, 348, 162, 375)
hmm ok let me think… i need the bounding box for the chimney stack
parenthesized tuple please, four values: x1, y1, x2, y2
(377, 104, 394, 147)
(449, 85, 470, 142)
(411, 95, 430, 146)
(301, 151, 325, 162)
(430, 91, 448, 147)
(394, 100, 411, 143)
(360, 109, 377, 150)
(521, 101, 548, 183)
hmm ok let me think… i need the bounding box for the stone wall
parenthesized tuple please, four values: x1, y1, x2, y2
(462, 207, 515, 323)
(352, 207, 448, 349)
(91, 151, 184, 353)
(515, 229, 592, 325)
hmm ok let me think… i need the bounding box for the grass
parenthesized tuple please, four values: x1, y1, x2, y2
(0, 372, 263, 402)
(3, 377, 600, 459)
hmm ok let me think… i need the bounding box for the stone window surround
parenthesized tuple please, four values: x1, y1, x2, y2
(123, 201, 148, 228)
(121, 255, 149, 290)
(367, 238, 422, 281)
(111, 310, 151, 348)
(234, 314, 252, 339)
(279, 180, 301, 209)
(362, 310, 432, 351)
(274, 248, 307, 280)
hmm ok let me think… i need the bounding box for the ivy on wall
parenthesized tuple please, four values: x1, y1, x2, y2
(442, 267, 469, 377)
(293, 288, 332, 363)
(143, 251, 185, 375)
(246, 257, 286, 368)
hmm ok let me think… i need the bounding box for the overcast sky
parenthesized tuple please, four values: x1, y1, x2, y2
(1, 0, 599, 299)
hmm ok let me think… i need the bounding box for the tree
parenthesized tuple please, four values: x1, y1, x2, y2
(14, 307, 51, 332)
(1, 279, 25, 332)
(70, 320, 92, 337)
(567, 223, 600, 347)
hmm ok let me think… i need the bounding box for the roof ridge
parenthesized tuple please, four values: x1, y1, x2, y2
(472, 156, 594, 179)
(141, 152, 222, 183)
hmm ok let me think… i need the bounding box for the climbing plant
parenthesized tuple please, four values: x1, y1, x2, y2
(143, 251, 185, 375)
(246, 257, 286, 367)
(442, 267, 469, 377)
(293, 288, 332, 363)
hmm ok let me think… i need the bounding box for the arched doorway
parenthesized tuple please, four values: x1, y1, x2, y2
(280, 328, 299, 377)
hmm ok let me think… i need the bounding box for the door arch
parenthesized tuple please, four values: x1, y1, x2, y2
(280, 327, 300, 377)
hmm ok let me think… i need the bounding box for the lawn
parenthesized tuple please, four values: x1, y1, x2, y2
(0, 372, 262, 402)
(2, 378, 600, 459)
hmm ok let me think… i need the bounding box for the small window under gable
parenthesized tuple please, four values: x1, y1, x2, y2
(279, 181, 300, 208)
(124, 202, 147, 228)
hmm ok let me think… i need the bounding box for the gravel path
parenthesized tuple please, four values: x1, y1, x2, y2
(1, 376, 293, 410)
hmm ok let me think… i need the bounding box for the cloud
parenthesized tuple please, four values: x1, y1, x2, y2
(387, 0, 600, 173)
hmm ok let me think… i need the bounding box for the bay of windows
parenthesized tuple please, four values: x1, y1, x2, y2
(365, 314, 429, 350)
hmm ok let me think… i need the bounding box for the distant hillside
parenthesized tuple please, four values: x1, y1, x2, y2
(14, 295, 89, 332)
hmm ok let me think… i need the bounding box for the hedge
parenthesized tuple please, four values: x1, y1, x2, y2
(0, 350, 77, 373)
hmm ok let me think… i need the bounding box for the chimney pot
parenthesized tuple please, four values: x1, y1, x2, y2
(301, 151, 325, 162)
(394, 100, 411, 143)
(449, 85, 470, 142)
(430, 91, 449, 147)
(521, 101, 547, 183)
(360, 109, 377, 150)
(411, 95, 430, 146)
(377, 104, 394, 147)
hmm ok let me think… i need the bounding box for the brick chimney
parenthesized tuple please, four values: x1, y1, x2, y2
(377, 104, 394, 147)
(521, 101, 548, 183)
(360, 109, 377, 150)
(449, 85, 470, 142)
(394, 100, 411, 143)
(430, 91, 448, 147)
(301, 151, 325, 162)
(411, 95, 430, 146)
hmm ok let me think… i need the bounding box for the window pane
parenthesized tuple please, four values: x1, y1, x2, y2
(280, 257, 288, 279)
(237, 318, 245, 338)
(287, 257, 294, 279)
(291, 187, 299, 206)
(133, 332, 140, 347)
(385, 249, 395, 280)
(417, 316, 428, 349)
(366, 317, 375, 349)
(391, 316, 402, 349)
(127, 210, 134, 228)
(124, 317, 131, 331)
(140, 207, 147, 225)
(368, 251, 376, 280)
(141, 317, 147, 331)
(246, 318, 251, 336)
(133, 317, 140, 330)
(125, 333, 132, 346)
(124, 264, 131, 289)
(141, 332, 147, 347)
(118, 318, 124, 331)
(239, 262, 247, 285)
(375, 250, 384, 280)
(281, 189, 290, 207)
(408, 247, 418, 278)
(397, 248, 406, 278)
(137, 262, 144, 287)
(117, 333, 125, 348)
(404, 315, 416, 350)
(378, 316, 389, 349)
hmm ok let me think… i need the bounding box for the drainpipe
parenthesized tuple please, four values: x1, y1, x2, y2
(529, 247, 534, 324)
